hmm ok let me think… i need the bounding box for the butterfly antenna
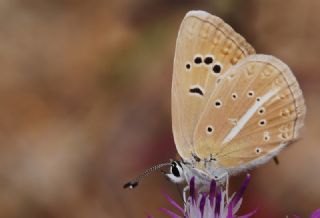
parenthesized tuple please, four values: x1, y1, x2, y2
(123, 162, 172, 189)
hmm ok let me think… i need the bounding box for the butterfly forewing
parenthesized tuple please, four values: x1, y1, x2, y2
(193, 55, 306, 173)
(172, 11, 255, 159)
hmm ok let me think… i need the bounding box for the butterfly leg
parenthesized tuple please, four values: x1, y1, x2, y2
(183, 185, 190, 204)
(226, 173, 229, 203)
(215, 170, 229, 202)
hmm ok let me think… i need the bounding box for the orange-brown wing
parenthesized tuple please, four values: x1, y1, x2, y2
(172, 11, 255, 159)
(193, 55, 305, 173)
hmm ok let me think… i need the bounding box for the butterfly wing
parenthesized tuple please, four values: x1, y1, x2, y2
(172, 11, 255, 159)
(193, 54, 306, 174)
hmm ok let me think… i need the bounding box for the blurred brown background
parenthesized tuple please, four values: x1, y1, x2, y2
(0, 0, 319, 217)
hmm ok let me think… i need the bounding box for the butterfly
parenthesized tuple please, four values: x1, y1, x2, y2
(124, 10, 306, 191)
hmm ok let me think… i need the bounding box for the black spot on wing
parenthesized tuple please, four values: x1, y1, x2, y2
(189, 87, 204, 96)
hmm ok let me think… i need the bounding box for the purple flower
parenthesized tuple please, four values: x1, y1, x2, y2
(160, 174, 256, 218)
(310, 209, 320, 218)
(294, 208, 320, 218)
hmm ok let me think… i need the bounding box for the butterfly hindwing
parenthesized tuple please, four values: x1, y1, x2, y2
(193, 54, 306, 174)
(172, 11, 255, 159)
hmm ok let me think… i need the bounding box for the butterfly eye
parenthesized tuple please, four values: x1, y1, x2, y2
(247, 90, 254, 97)
(170, 161, 183, 177)
(212, 64, 222, 74)
(165, 161, 185, 184)
(166, 161, 185, 184)
(259, 119, 267, 126)
(171, 165, 180, 177)
(194, 55, 203, 64)
(214, 99, 222, 108)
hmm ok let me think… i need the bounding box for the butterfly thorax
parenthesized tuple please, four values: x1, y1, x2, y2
(181, 159, 228, 190)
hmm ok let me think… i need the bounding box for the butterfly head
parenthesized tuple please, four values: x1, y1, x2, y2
(123, 160, 188, 189)
(165, 160, 187, 184)
(167, 158, 228, 188)
(123, 158, 229, 191)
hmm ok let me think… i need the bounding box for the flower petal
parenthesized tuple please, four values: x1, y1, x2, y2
(232, 174, 250, 207)
(215, 190, 222, 216)
(199, 193, 207, 217)
(311, 209, 320, 218)
(227, 202, 233, 218)
(163, 193, 184, 214)
(190, 177, 196, 203)
(160, 208, 183, 218)
(237, 209, 257, 218)
(209, 179, 216, 207)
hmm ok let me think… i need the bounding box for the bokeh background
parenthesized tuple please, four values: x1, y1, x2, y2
(0, 0, 319, 217)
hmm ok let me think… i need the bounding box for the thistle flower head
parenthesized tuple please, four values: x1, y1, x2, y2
(161, 174, 256, 218)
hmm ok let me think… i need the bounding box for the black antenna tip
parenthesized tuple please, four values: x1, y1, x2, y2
(123, 181, 139, 189)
